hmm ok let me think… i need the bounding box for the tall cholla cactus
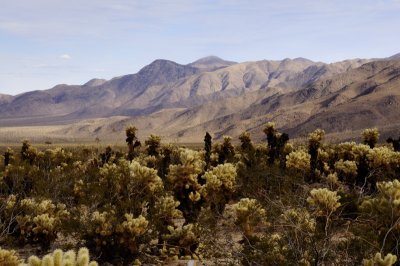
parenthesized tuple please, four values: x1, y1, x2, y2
(168, 148, 205, 223)
(116, 214, 149, 255)
(145, 134, 161, 157)
(126, 126, 141, 161)
(362, 128, 380, 149)
(24, 248, 98, 266)
(363, 252, 397, 266)
(308, 129, 325, 182)
(4, 147, 14, 166)
(263, 122, 289, 165)
(232, 198, 267, 239)
(201, 163, 237, 214)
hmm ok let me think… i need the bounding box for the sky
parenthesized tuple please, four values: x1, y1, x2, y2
(0, 0, 400, 95)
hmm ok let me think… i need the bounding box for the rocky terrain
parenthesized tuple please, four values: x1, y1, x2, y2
(1, 54, 399, 143)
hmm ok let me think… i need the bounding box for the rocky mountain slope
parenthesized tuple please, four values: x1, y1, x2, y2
(1, 55, 399, 143)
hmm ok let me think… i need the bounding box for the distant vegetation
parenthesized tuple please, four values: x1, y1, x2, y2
(1, 125, 400, 265)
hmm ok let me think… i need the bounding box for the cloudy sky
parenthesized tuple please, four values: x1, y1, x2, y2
(1, 0, 399, 95)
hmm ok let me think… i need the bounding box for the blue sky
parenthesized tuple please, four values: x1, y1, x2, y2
(1, 0, 400, 95)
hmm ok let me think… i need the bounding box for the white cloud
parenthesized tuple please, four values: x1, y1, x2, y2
(60, 54, 71, 60)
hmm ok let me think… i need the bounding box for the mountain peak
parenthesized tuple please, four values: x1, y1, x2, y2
(189, 55, 236, 71)
(191, 55, 236, 65)
(389, 52, 400, 60)
(84, 78, 107, 87)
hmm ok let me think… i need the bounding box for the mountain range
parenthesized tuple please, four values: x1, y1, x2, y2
(0, 54, 399, 143)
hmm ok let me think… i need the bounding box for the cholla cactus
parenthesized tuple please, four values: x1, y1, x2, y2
(201, 163, 237, 213)
(286, 150, 311, 174)
(282, 208, 316, 236)
(324, 172, 340, 189)
(232, 198, 267, 239)
(334, 159, 357, 185)
(163, 223, 200, 257)
(4, 147, 14, 166)
(307, 188, 341, 217)
(361, 179, 400, 230)
(215, 136, 235, 164)
(89, 210, 116, 238)
(362, 128, 380, 148)
(367, 147, 396, 169)
(154, 195, 183, 222)
(0, 248, 22, 266)
(15, 198, 70, 249)
(145, 134, 161, 157)
(239, 131, 254, 152)
(25, 248, 98, 266)
(363, 252, 397, 266)
(168, 148, 205, 222)
(129, 160, 163, 194)
(309, 129, 325, 145)
(308, 129, 325, 182)
(116, 214, 149, 255)
(280, 208, 316, 264)
(168, 149, 205, 191)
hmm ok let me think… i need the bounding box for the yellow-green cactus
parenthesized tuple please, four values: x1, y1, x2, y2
(23, 248, 98, 266)
(0, 248, 23, 266)
(363, 252, 397, 266)
(307, 188, 341, 216)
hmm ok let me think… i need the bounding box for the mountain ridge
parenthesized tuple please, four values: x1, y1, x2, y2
(1, 54, 399, 142)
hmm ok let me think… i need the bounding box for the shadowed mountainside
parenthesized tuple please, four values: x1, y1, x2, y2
(1, 55, 399, 143)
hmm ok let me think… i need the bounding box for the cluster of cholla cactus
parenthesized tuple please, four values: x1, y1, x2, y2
(361, 180, 400, 252)
(4, 197, 70, 249)
(2, 124, 400, 265)
(81, 208, 150, 261)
